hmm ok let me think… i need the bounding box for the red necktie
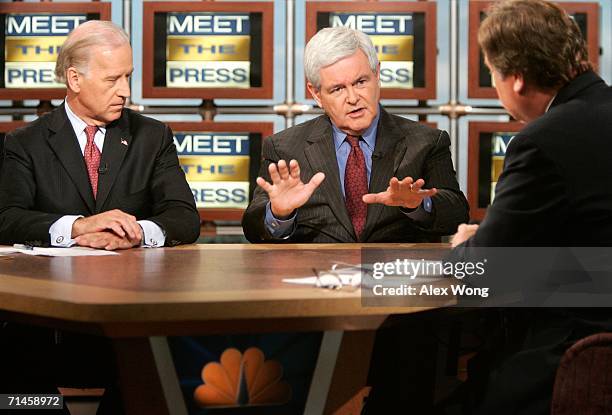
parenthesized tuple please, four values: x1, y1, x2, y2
(344, 135, 368, 239)
(84, 125, 101, 198)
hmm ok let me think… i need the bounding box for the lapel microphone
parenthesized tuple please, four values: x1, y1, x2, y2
(98, 163, 109, 174)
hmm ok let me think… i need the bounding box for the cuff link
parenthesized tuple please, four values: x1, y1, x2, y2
(423, 197, 433, 213)
(56, 236, 64, 244)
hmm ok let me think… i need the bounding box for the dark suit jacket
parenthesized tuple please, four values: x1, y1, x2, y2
(0, 104, 200, 246)
(463, 71, 612, 247)
(454, 71, 612, 415)
(242, 108, 469, 243)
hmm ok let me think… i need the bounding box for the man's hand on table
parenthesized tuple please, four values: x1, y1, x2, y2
(74, 230, 141, 250)
(71, 209, 141, 240)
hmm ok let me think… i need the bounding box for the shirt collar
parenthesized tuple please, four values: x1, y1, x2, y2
(544, 94, 557, 113)
(64, 99, 107, 136)
(332, 106, 380, 151)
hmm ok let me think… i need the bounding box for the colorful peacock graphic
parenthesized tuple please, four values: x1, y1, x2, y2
(194, 347, 292, 408)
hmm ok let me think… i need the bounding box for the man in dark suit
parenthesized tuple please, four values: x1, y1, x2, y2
(0, 20, 199, 414)
(0, 20, 200, 250)
(450, 1, 612, 413)
(242, 27, 468, 243)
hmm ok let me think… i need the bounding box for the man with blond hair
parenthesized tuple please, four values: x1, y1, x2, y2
(0, 20, 199, 250)
(0, 20, 199, 414)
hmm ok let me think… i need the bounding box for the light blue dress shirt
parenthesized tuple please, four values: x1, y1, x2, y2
(48, 101, 166, 247)
(264, 109, 431, 238)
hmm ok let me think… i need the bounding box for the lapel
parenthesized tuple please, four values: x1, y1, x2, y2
(95, 112, 131, 212)
(303, 116, 356, 240)
(362, 109, 408, 240)
(45, 104, 95, 213)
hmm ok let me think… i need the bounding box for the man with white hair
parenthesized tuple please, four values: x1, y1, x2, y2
(0, 20, 199, 249)
(0, 20, 199, 414)
(242, 26, 468, 243)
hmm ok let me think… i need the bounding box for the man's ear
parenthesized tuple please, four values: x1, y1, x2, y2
(513, 73, 526, 95)
(307, 82, 322, 108)
(66, 67, 81, 93)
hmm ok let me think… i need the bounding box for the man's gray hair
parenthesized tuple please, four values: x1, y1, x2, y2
(304, 26, 378, 90)
(55, 20, 130, 84)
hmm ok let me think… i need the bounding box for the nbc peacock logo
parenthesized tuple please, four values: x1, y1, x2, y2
(194, 347, 292, 408)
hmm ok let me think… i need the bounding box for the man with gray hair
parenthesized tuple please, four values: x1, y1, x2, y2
(0, 20, 199, 414)
(243, 26, 468, 243)
(0, 20, 200, 249)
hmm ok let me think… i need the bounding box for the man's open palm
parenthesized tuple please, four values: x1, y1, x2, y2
(256, 159, 325, 218)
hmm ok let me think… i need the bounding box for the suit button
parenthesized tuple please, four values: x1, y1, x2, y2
(56, 236, 64, 244)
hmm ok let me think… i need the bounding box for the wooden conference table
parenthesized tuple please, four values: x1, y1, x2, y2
(0, 243, 453, 414)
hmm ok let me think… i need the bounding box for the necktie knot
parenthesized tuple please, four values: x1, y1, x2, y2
(346, 134, 360, 148)
(84, 125, 98, 143)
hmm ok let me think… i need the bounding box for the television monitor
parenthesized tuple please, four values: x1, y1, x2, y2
(467, 121, 523, 220)
(0, 2, 111, 100)
(167, 121, 273, 222)
(305, 1, 437, 100)
(142, 2, 274, 99)
(468, 1, 599, 98)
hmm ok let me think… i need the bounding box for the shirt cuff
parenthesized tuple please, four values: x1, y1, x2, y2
(264, 202, 297, 239)
(49, 215, 82, 247)
(138, 220, 166, 248)
(401, 197, 434, 225)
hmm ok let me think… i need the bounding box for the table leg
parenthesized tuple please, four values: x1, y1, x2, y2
(112, 338, 170, 415)
(323, 330, 376, 414)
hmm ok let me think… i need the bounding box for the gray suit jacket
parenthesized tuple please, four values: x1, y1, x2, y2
(242, 108, 469, 243)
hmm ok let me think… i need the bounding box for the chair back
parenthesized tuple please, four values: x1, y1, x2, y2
(551, 332, 612, 415)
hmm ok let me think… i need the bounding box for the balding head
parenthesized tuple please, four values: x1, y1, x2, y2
(55, 20, 130, 84)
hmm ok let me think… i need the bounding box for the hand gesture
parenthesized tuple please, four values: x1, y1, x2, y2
(256, 159, 325, 218)
(362, 177, 437, 209)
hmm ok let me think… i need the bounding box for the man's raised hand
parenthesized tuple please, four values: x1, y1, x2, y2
(362, 177, 437, 209)
(256, 159, 325, 218)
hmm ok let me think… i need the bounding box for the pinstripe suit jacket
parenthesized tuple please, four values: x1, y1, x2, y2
(242, 108, 469, 243)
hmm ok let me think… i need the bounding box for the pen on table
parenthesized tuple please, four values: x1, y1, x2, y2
(13, 243, 34, 250)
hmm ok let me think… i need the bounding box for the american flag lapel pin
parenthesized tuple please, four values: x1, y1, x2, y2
(120, 138, 128, 146)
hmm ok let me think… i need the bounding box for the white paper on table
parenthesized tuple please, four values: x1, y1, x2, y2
(0, 247, 19, 256)
(282, 276, 319, 286)
(1, 245, 119, 257)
